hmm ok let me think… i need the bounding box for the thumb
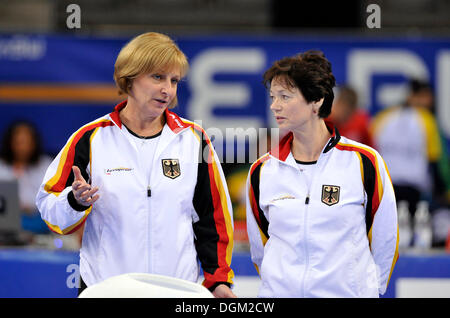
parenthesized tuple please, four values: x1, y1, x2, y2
(72, 166, 85, 182)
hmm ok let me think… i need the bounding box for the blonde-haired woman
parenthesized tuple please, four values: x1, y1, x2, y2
(36, 32, 236, 298)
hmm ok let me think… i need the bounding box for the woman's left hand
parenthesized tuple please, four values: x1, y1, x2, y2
(212, 284, 237, 298)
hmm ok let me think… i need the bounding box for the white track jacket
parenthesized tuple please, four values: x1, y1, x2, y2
(36, 101, 234, 289)
(246, 125, 399, 298)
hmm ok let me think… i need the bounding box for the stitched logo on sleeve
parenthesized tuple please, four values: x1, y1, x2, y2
(321, 185, 340, 206)
(162, 159, 181, 179)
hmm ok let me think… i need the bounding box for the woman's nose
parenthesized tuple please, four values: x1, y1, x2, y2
(160, 79, 171, 95)
(270, 100, 281, 112)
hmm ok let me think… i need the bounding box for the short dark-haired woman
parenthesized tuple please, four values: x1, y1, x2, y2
(246, 51, 399, 297)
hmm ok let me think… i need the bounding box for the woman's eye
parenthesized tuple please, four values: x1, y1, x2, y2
(282, 95, 289, 100)
(171, 78, 180, 84)
(152, 74, 162, 80)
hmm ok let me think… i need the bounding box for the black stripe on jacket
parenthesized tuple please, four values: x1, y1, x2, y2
(360, 153, 376, 235)
(66, 128, 95, 211)
(250, 161, 270, 240)
(192, 138, 221, 277)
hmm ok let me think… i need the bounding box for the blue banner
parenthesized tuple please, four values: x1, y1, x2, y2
(0, 34, 449, 155)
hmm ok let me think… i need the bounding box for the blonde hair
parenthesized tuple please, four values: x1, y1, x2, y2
(114, 32, 189, 108)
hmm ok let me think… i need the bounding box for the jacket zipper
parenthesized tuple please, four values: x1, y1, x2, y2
(299, 164, 317, 297)
(301, 191, 310, 297)
(147, 169, 154, 273)
(147, 139, 162, 273)
(298, 165, 311, 297)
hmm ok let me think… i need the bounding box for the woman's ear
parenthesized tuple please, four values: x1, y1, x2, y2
(312, 97, 324, 114)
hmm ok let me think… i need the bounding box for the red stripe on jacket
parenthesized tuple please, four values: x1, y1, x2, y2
(49, 120, 114, 193)
(335, 143, 382, 219)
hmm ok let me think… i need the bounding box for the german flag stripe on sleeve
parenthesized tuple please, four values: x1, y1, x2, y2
(44, 119, 113, 195)
(42, 119, 113, 234)
(342, 143, 399, 288)
(248, 154, 270, 245)
(189, 122, 234, 288)
(44, 206, 92, 235)
(387, 224, 400, 287)
(336, 143, 383, 246)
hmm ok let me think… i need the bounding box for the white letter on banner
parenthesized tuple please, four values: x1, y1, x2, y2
(347, 50, 429, 111)
(436, 50, 450, 138)
(187, 48, 265, 132)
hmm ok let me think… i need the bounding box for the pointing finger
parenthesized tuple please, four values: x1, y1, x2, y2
(72, 166, 85, 182)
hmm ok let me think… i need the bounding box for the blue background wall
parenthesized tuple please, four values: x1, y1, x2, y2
(1, 34, 449, 156)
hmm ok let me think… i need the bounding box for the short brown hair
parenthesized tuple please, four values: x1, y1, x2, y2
(263, 50, 336, 118)
(114, 32, 189, 108)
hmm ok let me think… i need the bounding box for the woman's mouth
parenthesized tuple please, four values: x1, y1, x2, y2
(154, 98, 168, 105)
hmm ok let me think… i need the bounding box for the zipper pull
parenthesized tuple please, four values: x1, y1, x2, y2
(305, 195, 310, 205)
(147, 186, 151, 197)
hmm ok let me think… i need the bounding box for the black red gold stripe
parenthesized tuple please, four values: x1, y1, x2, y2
(43, 119, 114, 234)
(336, 142, 383, 240)
(248, 154, 270, 245)
(186, 120, 234, 288)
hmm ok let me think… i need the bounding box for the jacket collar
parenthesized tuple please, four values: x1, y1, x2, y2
(109, 100, 189, 134)
(270, 120, 341, 162)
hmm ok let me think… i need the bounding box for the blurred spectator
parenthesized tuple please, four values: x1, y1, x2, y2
(329, 85, 373, 147)
(370, 79, 446, 246)
(226, 164, 248, 222)
(408, 78, 435, 114)
(0, 121, 52, 235)
(434, 133, 450, 206)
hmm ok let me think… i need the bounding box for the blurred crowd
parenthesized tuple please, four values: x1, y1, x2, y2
(0, 78, 449, 253)
(0, 121, 83, 250)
